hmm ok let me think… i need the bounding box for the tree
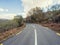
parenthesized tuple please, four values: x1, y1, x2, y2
(26, 7, 45, 23)
(13, 15, 23, 26)
(46, 4, 60, 23)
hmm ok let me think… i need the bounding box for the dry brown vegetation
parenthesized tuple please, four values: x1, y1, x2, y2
(41, 22, 60, 33)
(0, 15, 25, 43)
(25, 6, 60, 34)
(0, 24, 25, 43)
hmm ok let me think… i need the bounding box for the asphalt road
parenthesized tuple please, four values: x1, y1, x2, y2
(3, 24, 60, 45)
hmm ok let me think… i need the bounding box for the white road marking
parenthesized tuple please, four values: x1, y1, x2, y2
(16, 31, 22, 35)
(32, 25, 37, 45)
(34, 29, 37, 45)
(56, 33, 60, 36)
(0, 43, 3, 45)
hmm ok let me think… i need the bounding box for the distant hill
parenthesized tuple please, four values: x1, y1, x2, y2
(0, 19, 9, 23)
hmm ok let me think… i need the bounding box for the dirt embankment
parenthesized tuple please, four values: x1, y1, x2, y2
(0, 24, 25, 43)
(41, 23, 60, 33)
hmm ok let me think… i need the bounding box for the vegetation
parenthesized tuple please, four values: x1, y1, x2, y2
(26, 7, 45, 23)
(0, 15, 24, 33)
(25, 4, 60, 33)
(0, 3, 60, 42)
(26, 4, 60, 23)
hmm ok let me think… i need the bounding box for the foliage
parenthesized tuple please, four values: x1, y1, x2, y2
(26, 5, 60, 23)
(13, 15, 23, 26)
(26, 7, 45, 23)
(0, 15, 23, 33)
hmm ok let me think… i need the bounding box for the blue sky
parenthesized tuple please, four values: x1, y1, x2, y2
(0, 0, 24, 14)
(0, 0, 25, 19)
(0, 0, 60, 19)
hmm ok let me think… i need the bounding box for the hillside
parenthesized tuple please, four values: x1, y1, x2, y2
(0, 19, 9, 23)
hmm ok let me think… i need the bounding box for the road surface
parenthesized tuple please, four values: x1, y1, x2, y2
(2, 24, 60, 45)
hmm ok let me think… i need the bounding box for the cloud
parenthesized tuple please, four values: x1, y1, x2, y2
(5, 9, 8, 12)
(0, 12, 27, 19)
(52, 0, 60, 4)
(57, 0, 60, 4)
(21, 0, 53, 17)
(0, 13, 26, 19)
(0, 13, 16, 19)
(0, 8, 4, 12)
(22, 0, 53, 12)
(21, 0, 60, 17)
(0, 8, 8, 12)
(18, 12, 27, 18)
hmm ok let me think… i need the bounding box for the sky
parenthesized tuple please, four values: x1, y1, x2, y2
(0, 0, 60, 19)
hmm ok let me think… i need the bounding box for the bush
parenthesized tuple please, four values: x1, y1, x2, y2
(0, 15, 24, 33)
